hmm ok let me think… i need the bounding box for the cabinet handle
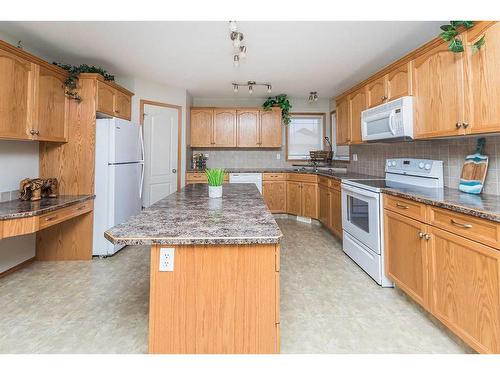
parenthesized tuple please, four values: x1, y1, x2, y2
(462, 122, 469, 129)
(29, 129, 36, 135)
(424, 233, 431, 240)
(381, 95, 388, 101)
(450, 218, 473, 229)
(418, 231, 424, 238)
(75, 205, 86, 211)
(36, 130, 40, 136)
(45, 215, 58, 222)
(396, 203, 409, 209)
(455, 122, 462, 129)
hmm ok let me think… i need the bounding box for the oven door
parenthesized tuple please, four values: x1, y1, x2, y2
(341, 184, 381, 253)
(362, 109, 397, 141)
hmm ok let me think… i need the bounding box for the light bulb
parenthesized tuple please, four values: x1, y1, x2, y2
(233, 84, 238, 93)
(267, 85, 272, 94)
(249, 85, 253, 95)
(233, 38, 241, 48)
(229, 21, 237, 32)
(233, 55, 240, 67)
(239, 46, 247, 58)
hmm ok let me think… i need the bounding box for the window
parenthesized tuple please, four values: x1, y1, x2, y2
(287, 113, 325, 160)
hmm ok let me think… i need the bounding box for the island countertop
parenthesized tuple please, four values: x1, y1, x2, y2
(105, 184, 283, 246)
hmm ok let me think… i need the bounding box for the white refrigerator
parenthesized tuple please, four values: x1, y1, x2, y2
(93, 118, 144, 256)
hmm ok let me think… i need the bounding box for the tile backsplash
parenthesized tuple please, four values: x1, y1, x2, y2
(347, 135, 500, 195)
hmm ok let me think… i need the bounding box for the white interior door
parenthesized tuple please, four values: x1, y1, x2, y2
(143, 104, 179, 207)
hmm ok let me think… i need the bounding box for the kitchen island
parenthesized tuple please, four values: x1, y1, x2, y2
(105, 184, 282, 354)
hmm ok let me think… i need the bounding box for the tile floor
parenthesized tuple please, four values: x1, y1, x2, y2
(0, 219, 473, 353)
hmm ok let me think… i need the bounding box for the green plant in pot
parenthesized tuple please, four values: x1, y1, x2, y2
(439, 21, 485, 53)
(205, 168, 225, 198)
(263, 94, 292, 125)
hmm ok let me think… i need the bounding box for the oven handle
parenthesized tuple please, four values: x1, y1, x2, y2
(388, 110, 396, 135)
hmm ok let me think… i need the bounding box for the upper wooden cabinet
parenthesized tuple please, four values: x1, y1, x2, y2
(335, 96, 350, 146)
(191, 108, 214, 147)
(465, 21, 500, 135)
(349, 88, 367, 144)
(190, 107, 282, 148)
(95, 78, 132, 121)
(237, 110, 260, 147)
(413, 41, 467, 139)
(214, 109, 237, 147)
(0, 41, 70, 142)
(366, 76, 387, 108)
(35, 66, 69, 142)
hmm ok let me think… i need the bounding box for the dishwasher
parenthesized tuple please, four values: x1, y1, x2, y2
(229, 173, 263, 194)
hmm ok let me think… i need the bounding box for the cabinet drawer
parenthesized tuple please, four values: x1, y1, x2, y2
(287, 173, 318, 183)
(186, 172, 207, 183)
(39, 201, 93, 230)
(384, 194, 427, 222)
(429, 207, 500, 249)
(263, 173, 286, 181)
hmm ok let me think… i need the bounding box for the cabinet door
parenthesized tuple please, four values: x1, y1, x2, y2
(302, 182, 318, 219)
(384, 210, 429, 308)
(428, 227, 500, 354)
(237, 110, 260, 147)
(35, 66, 68, 142)
(366, 76, 387, 108)
(336, 96, 350, 145)
(465, 22, 500, 135)
(286, 181, 302, 216)
(319, 186, 330, 227)
(263, 181, 286, 213)
(0, 48, 35, 140)
(190, 109, 213, 147)
(412, 42, 467, 138)
(96, 81, 115, 116)
(214, 109, 237, 147)
(330, 188, 342, 237)
(349, 88, 366, 144)
(260, 109, 282, 147)
(115, 90, 131, 120)
(387, 62, 412, 101)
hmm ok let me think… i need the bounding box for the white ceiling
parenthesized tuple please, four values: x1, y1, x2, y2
(0, 21, 443, 99)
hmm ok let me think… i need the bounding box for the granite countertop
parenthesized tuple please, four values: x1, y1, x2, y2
(382, 186, 500, 223)
(188, 168, 377, 181)
(105, 184, 283, 246)
(0, 195, 95, 221)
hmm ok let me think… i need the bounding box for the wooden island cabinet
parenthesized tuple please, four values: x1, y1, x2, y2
(384, 194, 500, 353)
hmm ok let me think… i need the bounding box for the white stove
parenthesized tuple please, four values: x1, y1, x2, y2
(341, 158, 443, 287)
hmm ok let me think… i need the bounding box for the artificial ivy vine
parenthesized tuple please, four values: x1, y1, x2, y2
(52, 62, 115, 101)
(439, 21, 485, 53)
(262, 94, 292, 125)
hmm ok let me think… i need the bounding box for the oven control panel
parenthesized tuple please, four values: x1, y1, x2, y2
(385, 158, 443, 178)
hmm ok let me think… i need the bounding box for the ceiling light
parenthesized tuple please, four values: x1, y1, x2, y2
(308, 91, 319, 103)
(239, 46, 247, 58)
(233, 55, 240, 67)
(231, 81, 272, 95)
(248, 85, 253, 95)
(267, 85, 272, 93)
(233, 84, 239, 93)
(231, 31, 243, 48)
(229, 21, 238, 32)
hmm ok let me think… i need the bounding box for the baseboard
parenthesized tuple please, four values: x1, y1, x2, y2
(0, 256, 35, 279)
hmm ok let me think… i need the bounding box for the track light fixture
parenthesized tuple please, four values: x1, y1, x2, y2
(228, 21, 247, 67)
(231, 81, 272, 95)
(308, 91, 319, 102)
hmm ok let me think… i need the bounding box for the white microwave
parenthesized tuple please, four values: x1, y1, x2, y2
(361, 96, 414, 142)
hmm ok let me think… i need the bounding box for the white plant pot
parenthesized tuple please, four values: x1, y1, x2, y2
(208, 185, 223, 198)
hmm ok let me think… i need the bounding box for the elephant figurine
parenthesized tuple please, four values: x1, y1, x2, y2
(18, 178, 59, 201)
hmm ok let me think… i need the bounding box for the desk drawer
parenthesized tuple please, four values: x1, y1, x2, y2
(384, 195, 427, 222)
(39, 201, 93, 230)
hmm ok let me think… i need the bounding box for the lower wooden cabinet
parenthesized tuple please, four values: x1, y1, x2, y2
(319, 185, 330, 226)
(384, 194, 500, 354)
(330, 187, 342, 237)
(384, 210, 429, 308)
(428, 227, 500, 354)
(263, 181, 287, 213)
(286, 181, 302, 216)
(285, 181, 317, 219)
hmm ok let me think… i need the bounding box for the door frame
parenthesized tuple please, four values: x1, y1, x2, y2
(139, 99, 182, 192)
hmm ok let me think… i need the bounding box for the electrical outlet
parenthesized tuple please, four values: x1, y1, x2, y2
(276, 153, 281, 160)
(159, 247, 175, 272)
(352, 153, 358, 161)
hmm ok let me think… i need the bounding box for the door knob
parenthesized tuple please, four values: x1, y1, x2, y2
(172, 169, 177, 174)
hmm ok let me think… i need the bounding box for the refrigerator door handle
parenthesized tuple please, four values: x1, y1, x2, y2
(139, 127, 145, 162)
(139, 163, 145, 199)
